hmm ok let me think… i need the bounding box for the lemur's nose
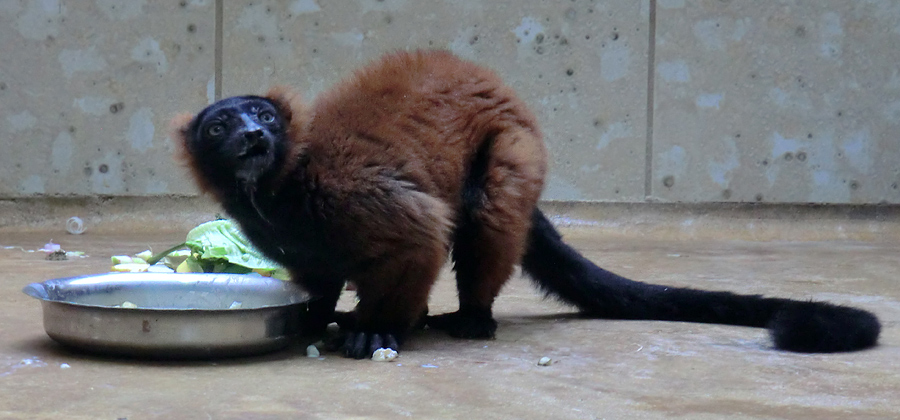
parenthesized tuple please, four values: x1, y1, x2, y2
(240, 113, 264, 143)
(244, 128, 263, 143)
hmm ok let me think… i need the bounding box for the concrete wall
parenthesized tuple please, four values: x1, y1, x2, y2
(1, 0, 898, 204)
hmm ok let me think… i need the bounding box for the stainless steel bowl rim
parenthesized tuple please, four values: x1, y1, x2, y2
(22, 272, 309, 311)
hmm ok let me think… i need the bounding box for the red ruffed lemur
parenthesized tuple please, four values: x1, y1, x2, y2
(173, 50, 879, 359)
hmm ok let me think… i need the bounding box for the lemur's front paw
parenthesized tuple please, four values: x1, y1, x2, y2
(341, 330, 402, 359)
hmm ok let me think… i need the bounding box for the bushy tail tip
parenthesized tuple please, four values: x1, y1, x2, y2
(768, 301, 880, 353)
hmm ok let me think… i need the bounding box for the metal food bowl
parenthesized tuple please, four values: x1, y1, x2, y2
(23, 272, 310, 359)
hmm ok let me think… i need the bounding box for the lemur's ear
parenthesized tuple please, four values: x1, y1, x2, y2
(170, 113, 195, 139)
(264, 86, 305, 124)
(169, 112, 197, 165)
(169, 112, 214, 193)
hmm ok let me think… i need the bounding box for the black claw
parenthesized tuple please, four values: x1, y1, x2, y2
(384, 334, 399, 351)
(342, 332, 355, 357)
(348, 332, 369, 359)
(368, 334, 384, 356)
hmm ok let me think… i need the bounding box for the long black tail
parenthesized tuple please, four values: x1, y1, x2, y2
(521, 209, 880, 353)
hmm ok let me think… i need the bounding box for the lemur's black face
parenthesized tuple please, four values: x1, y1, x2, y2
(187, 96, 288, 189)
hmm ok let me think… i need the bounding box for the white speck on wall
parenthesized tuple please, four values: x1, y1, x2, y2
(770, 131, 803, 158)
(696, 93, 723, 109)
(237, 3, 279, 41)
(818, 12, 843, 60)
(804, 133, 848, 202)
(883, 100, 900, 120)
(765, 131, 812, 187)
(256, 66, 275, 91)
(513, 17, 544, 44)
(819, 42, 841, 59)
(765, 161, 780, 187)
(821, 12, 843, 37)
(658, 0, 685, 9)
(290, 0, 320, 14)
(544, 175, 584, 201)
(600, 42, 630, 81)
(128, 108, 155, 153)
(768, 87, 789, 107)
(640, 0, 650, 19)
(51, 131, 73, 173)
(131, 37, 169, 74)
(0, 1, 23, 14)
(692, 18, 751, 48)
(19, 175, 45, 194)
(6, 111, 37, 133)
(330, 31, 365, 47)
(539, 92, 579, 114)
(442, 0, 483, 14)
(207, 77, 216, 104)
(144, 179, 169, 194)
(813, 170, 830, 186)
(74, 96, 116, 116)
(765, 132, 787, 185)
(596, 121, 632, 150)
(841, 130, 872, 174)
(658, 60, 690, 82)
(658, 145, 687, 178)
(693, 20, 725, 50)
(16, 0, 65, 40)
(810, 169, 849, 201)
(887, 69, 900, 89)
(59, 47, 108, 78)
(359, 0, 406, 13)
(707, 137, 739, 187)
(767, 87, 811, 110)
(731, 18, 750, 42)
(448, 28, 477, 60)
(513, 17, 546, 58)
(95, 0, 146, 20)
(90, 154, 125, 194)
(580, 164, 601, 173)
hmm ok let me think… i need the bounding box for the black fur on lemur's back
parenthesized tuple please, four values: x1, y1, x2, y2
(521, 209, 881, 353)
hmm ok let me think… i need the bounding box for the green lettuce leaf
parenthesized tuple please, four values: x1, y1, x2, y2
(112, 219, 291, 280)
(184, 220, 283, 271)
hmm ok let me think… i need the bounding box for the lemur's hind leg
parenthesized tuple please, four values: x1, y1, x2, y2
(338, 177, 453, 358)
(429, 126, 547, 338)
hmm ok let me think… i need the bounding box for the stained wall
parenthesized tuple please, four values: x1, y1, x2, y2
(1, 0, 898, 204)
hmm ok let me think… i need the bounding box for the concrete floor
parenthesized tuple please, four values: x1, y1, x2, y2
(1, 223, 898, 419)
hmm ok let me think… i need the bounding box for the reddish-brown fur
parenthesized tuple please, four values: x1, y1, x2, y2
(288, 51, 547, 328)
(173, 50, 882, 356)
(175, 49, 547, 347)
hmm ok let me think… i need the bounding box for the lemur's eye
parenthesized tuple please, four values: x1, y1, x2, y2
(206, 124, 225, 137)
(259, 111, 275, 123)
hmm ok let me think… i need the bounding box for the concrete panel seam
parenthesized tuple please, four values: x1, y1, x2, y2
(644, 0, 657, 200)
(215, 0, 223, 101)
